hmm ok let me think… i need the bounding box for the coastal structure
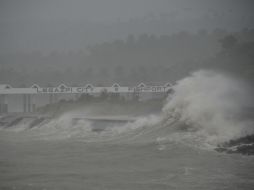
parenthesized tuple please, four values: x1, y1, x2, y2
(0, 83, 173, 113)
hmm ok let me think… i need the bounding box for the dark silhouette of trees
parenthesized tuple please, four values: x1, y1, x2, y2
(220, 35, 238, 50)
(1, 29, 254, 86)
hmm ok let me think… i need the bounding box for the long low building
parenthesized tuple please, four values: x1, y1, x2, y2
(0, 83, 172, 94)
(0, 83, 173, 113)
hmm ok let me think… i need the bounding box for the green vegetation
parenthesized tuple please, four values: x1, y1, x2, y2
(1, 29, 254, 86)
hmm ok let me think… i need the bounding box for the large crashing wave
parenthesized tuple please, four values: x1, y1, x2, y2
(1, 70, 253, 153)
(108, 70, 254, 150)
(160, 70, 254, 150)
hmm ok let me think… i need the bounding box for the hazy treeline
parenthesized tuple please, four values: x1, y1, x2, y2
(0, 28, 254, 86)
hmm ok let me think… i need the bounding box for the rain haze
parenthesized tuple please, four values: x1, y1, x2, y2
(0, 0, 254, 190)
(1, 0, 254, 53)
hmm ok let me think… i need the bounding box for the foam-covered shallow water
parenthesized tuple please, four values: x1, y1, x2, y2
(1, 70, 254, 189)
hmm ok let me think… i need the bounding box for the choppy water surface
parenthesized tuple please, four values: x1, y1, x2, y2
(1, 130, 254, 190)
(1, 71, 254, 189)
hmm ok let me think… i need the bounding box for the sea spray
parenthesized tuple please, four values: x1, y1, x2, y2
(1, 70, 253, 149)
(162, 70, 254, 145)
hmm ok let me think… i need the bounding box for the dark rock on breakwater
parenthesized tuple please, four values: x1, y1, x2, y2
(216, 135, 254, 155)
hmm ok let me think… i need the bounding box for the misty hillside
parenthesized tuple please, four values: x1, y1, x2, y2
(1, 29, 254, 86)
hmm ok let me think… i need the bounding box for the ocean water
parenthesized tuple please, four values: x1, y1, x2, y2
(1, 70, 254, 190)
(1, 130, 254, 190)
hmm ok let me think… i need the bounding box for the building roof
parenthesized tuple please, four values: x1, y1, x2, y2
(0, 84, 12, 89)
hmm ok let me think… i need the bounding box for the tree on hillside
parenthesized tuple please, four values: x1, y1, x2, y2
(220, 35, 238, 50)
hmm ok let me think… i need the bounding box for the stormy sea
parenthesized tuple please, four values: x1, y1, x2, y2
(1, 71, 254, 190)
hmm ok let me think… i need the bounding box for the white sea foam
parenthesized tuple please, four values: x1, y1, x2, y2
(1, 70, 253, 148)
(161, 70, 254, 146)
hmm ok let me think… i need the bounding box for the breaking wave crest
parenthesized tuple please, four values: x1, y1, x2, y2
(110, 70, 254, 150)
(161, 70, 254, 145)
(1, 70, 254, 152)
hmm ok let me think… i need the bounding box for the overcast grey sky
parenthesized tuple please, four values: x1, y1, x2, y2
(1, 0, 253, 22)
(1, 0, 168, 22)
(0, 0, 254, 53)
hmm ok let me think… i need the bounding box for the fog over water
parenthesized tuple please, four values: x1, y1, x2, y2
(1, 70, 254, 189)
(0, 1, 254, 190)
